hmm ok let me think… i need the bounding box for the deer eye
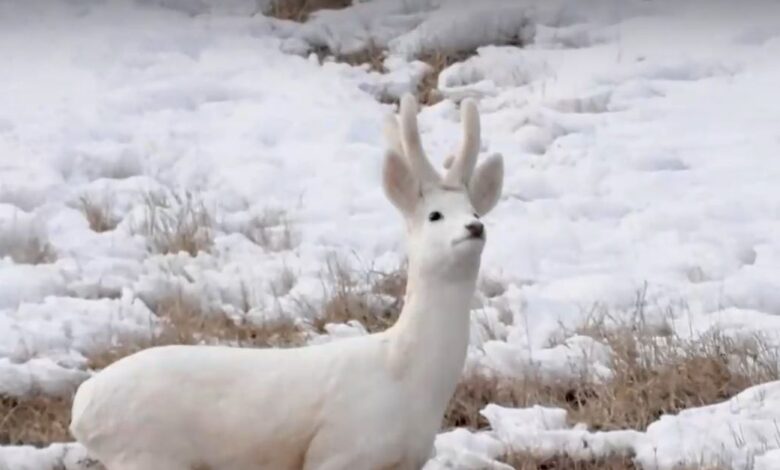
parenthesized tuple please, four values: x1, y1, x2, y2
(473, 213, 480, 219)
(428, 211, 443, 222)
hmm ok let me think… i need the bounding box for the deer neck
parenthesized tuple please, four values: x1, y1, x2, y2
(387, 260, 479, 412)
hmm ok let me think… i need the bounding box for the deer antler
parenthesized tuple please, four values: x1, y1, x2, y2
(443, 98, 480, 187)
(398, 94, 441, 184)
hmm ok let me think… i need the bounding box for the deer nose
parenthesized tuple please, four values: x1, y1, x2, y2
(465, 221, 484, 239)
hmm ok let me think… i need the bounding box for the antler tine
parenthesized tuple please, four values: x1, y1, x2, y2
(443, 98, 480, 186)
(383, 113, 404, 157)
(399, 94, 441, 184)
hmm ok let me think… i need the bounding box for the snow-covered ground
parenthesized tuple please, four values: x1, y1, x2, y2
(2, 0, 780, 468)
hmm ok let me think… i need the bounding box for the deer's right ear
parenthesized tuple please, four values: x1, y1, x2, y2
(383, 149, 418, 214)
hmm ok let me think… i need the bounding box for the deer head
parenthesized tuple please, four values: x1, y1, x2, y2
(382, 94, 503, 281)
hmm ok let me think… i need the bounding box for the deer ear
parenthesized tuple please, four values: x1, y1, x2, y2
(383, 149, 419, 214)
(469, 153, 503, 216)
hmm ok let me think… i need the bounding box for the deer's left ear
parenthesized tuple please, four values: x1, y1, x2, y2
(469, 153, 503, 216)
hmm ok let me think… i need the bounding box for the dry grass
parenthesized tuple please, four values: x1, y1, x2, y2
(138, 191, 213, 256)
(502, 453, 638, 470)
(0, 395, 72, 446)
(266, 0, 351, 22)
(89, 293, 306, 370)
(78, 195, 118, 233)
(445, 311, 780, 433)
(241, 209, 297, 252)
(312, 256, 406, 334)
(336, 42, 387, 73)
(5, 273, 775, 470)
(416, 50, 476, 105)
(502, 453, 727, 470)
(0, 235, 56, 264)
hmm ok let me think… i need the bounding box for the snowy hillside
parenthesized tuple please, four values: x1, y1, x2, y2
(2, 0, 780, 468)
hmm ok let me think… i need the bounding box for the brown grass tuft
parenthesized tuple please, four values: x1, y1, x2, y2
(266, 0, 351, 22)
(78, 195, 118, 233)
(138, 191, 213, 256)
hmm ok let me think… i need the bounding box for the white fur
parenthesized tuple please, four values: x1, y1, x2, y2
(69, 94, 503, 470)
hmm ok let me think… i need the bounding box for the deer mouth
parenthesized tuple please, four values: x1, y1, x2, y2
(452, 233, 485, 246)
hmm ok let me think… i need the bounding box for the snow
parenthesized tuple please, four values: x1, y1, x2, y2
(3, 0, 780, 467)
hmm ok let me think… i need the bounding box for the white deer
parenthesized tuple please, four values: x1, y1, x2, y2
(69, 93, 504, 470)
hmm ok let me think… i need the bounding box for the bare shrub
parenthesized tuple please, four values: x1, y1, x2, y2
(138, 191, 213, 256)
(78, 196, 118, 233)
(241, 209, 297, 252)
(266, 0, 351, 22)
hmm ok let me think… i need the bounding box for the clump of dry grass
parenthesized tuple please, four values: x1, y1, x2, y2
(312, 256, 406, 334)
(241, 209, 297, 252)
(138, 191, 213, 256)
(0, 395, 72, 446)
(78, 195, 118, 233)
(266, 0, 351, 22)
(0, 235, 56, 264)
(444, 309, 780, 433)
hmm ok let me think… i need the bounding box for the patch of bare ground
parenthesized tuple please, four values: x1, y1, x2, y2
(266, 0, 351, 22)
(0, 395, 72, 446)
